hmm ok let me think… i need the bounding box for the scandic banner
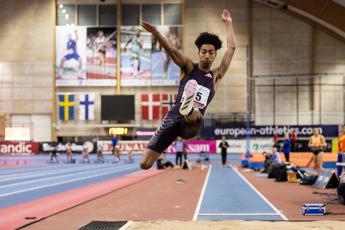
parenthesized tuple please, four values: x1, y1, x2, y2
(0, 142, 40, 155)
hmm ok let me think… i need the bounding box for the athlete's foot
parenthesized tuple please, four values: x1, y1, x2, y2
(179, 79, 198, 116)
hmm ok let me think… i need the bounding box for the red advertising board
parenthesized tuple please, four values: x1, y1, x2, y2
(0, 142, 40, 155)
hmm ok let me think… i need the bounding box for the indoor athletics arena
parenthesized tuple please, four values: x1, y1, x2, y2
(1, 0, 345, 229)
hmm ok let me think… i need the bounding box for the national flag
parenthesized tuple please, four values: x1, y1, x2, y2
(141, 94, 160, 120)
(58, 94, 75, 121)
(161, 93, 177, 118)
(79, 93, 95, 120)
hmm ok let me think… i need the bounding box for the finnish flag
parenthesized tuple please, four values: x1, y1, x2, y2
(79, 93, 95, 120)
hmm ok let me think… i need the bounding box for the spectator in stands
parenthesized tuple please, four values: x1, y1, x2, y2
(282, 132, 291, 163)
(156, 152, 174, 169)
(82, 142, 90, 164)
(198, 151, 210, 170)
(308, 127, 326, 173)
(218, 136, 230, 166)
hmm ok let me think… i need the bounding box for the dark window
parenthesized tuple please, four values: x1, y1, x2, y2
(164, 4, 182, 25)
(100, 4, 117, 26)
(57, 4, 76, 26)
(78, 5, 97, 26)
(142, 4, 161, 25)
(122, 4, 140, 25)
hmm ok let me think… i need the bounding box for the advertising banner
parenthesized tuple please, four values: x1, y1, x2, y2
(40, 142, 95, 154)
(166, 140, 217, 154)
(215, 139, 274, 154)
(97, 140, 148, 154)
(0, 142, 39, 155)
(212, 125, 339, 138)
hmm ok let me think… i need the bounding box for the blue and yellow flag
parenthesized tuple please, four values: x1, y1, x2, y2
(58, 94, 75, 121)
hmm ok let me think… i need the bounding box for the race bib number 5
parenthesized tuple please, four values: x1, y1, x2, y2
(194, 85, 210, 109)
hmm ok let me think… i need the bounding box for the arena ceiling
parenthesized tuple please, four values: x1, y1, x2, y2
(256, 0, 345, 39)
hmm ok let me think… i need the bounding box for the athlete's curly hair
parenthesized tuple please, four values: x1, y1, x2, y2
(194, 32, 222, 51)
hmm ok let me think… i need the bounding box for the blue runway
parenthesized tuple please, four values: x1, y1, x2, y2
(0, 158, 140, 209)
(195, 165, 286, 221)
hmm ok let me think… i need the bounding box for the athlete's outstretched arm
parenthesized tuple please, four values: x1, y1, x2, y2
(124, 36, 133, 50)
(141, 21, 193, 71)
(215, 9, 236, 82)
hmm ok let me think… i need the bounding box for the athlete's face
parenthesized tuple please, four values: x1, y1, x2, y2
(199, 44, 216, 69)
(198, 44, 216, 69)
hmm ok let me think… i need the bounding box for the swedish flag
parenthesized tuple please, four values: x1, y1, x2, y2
(58, 94, 75, 121)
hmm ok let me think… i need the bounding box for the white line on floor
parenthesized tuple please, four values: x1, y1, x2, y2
(230, 165, 288, 220)
(192, 165, 212, 221)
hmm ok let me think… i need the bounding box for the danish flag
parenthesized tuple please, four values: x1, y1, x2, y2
(161, 93, 177, 118)
(141, 94, 161, 120)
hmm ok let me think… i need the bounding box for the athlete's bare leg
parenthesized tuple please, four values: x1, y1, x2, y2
(140, 148, 160, 170)
(185, 108, 201, 123)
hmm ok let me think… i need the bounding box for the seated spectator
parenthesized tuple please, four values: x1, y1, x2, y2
(197, 151, 210, 170)
(261, 147, 283, 173)
(270, 146, 283, 164)
(267, 146, 287, 180)
(157, 153, 174, 169)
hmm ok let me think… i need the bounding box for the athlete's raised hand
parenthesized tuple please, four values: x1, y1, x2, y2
(222, 9, 232, 24)
(141, 21, 158, 34)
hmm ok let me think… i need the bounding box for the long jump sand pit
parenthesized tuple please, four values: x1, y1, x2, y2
(125, 220, 344, 230)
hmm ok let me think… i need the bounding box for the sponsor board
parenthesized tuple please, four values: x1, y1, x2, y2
(166, 140, 217, 154)
(40, 142, 95, 153)
(216, 139, 274, 154)
(213, 125, 339, 138)
(0, 142, 39, 155)
(98, 140, 218, 154)
(97, 140, 148, 154)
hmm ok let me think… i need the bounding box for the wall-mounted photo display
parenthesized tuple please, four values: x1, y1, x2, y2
(56, 26, 87, 86)
(86, 27, 117, 86)
(120, 26, 152, 86)
(151, 26, 182, 86)
(56, 26, 117, 87)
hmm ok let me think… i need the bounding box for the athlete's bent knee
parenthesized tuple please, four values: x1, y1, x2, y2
(140, 161, 153, 170)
